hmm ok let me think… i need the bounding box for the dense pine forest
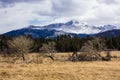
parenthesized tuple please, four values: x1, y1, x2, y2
(0, 34, 120, 54)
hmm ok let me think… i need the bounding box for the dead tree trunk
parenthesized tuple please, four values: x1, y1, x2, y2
(68, 51, 78, 61)
(102, 50, 111, 61)
(22, 53, 26, 61)
(44, 53, 54, 61)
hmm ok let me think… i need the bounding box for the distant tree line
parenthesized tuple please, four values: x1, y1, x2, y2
(33, 34, 120, 52)
(0, 34, 120, 54)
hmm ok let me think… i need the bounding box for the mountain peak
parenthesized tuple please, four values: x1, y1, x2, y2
(65, 20, 79, 25)
(27, 20, 119, 34)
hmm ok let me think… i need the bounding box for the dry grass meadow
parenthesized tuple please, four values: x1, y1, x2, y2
(0, 51, 120, 80)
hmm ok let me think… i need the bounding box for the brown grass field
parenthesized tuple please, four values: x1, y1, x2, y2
(0, 51, 120, 80)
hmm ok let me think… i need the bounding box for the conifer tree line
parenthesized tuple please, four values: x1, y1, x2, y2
(0, 34, 120, 54)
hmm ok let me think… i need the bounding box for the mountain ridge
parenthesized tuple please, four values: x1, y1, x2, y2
(26, 20, 120, 34)
(2, 20, 120, 38)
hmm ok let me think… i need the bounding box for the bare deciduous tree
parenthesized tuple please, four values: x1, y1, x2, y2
(40, 41, 56, 61)
(79, 37, 109, 61)
(8, 36, 33, 61)
(69, 37, 108, 61)
(79, 38, 107, 61)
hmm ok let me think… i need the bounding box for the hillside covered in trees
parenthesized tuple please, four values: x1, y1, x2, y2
(0, 34, 120, 54)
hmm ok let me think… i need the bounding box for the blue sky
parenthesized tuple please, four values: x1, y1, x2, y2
(0, 0, 120, 33)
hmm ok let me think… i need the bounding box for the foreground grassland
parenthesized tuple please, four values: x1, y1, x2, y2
(0, 51, 120, 80)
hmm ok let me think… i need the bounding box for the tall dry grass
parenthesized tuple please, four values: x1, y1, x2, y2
(0, 51, 120, 80)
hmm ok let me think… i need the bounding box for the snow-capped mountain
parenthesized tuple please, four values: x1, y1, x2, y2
(2, 20, 120, 38)
(26, 20, 120, 34)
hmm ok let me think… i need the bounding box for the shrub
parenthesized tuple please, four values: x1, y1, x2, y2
(8, 36, 33, 61)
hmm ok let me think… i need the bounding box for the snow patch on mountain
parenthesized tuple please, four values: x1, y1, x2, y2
(26, 20, 120, 34)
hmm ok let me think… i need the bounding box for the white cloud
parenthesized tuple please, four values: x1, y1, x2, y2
(0, 0, 120, 33)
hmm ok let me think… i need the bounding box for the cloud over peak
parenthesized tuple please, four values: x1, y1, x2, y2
(0, 0, 120, 33)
